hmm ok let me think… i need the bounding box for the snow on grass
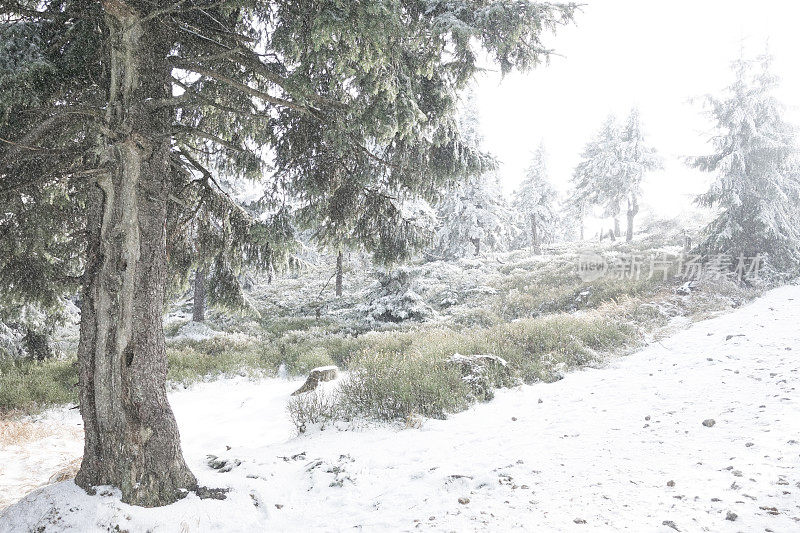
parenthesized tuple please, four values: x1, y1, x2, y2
(1, 285, 799, 531)
(0, 409, 82, 510)
(172, 321, 222, 342)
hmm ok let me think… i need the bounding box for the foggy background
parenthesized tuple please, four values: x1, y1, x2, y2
(474, 0, 800, 228)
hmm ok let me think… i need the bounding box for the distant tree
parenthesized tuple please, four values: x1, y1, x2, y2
(513, 142, 557, 254)
(570, 115, 622, 232)
(434, 171, 513, 257)
(691, 52, 800, 271)
(615, 108, 660, 241)
(571, 111, 659, 242)
(433, 92, 514, 258)
(563, 187, 589, 240)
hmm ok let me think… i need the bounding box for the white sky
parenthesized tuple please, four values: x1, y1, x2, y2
(474, 0, 800, 221)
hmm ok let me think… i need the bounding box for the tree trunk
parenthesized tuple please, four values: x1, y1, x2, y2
(579, 216, 584, 241)
(471, 237, 481, 256)
(335, 250, 343, 297)
(193, 268, 206, 322)
(626, 196, 639, 243)
(613, 217, 621, 238)
(531, 215, 541, 255)
(76, 3, 196, 507)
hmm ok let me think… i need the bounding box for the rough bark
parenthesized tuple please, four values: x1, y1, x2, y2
(193, 268, 207, 322)
(76, 2, 196, 507)
(335, 250, 343, 297)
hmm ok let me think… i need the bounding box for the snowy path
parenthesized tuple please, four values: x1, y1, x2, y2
(1, 285, 799, 532)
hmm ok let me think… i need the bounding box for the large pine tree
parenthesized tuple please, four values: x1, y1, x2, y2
(0, 0, 576, 506)
(691, 52, 800, 271)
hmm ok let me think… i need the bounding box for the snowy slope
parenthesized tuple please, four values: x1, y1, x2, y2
(1, 286, 799, 532)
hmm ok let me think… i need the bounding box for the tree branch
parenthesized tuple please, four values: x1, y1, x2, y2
(170, 58, 310, 113)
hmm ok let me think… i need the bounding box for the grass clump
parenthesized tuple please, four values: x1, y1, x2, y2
(338, 352, 469, 421)
(286, 311, 640, 430)
(166, 335, 281, 383)
(0, 358, 77, 414)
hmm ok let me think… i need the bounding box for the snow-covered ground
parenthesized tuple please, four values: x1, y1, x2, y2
(2, 285, 799, 532)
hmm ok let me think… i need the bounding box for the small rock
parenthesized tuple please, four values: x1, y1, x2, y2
(745, 442, 754, 447)
(458, 497, 470, 505)
(725, 511, 737, 521)
(511, 417, 517, 421)
(206, 455, 241, 472)
(275, 504, 283, 509)
(645, 415, 651, 421)
(538, 398, 543, 404)
(702, 419, 716, 427)
(667, 480, 675, 487)
(195, 486, 229, 500)
(662, 520, 680, 531)
(573, 518, 587, 524)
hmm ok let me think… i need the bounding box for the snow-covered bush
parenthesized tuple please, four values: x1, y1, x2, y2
(446, 353, 513, 402)
(286, 389, 340, 433)
(359, 268, 435, 323)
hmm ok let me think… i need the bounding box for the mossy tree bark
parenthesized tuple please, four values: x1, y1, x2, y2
(76, 1, 196, 507)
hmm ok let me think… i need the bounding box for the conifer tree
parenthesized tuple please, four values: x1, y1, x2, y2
(691, 52, 800, 271)
(616, 108, 660, 241)
(570, 111, 659, 242)
(0, 0, 576, 505)
(433, 90, 513, 258)
(570, 114, 621, 230)
(513, 142, 557, 254)
(434, 171, 513, 258)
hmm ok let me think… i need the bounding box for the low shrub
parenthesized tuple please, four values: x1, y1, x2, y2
(0, 358, 77, 414)
(286, 389, 340, 432)
(338, 352, 468, 421)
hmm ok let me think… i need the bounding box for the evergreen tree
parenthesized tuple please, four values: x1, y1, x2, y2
(616, 108, 660, 241)
(570, 114, 621, 230)
(434, 171, 513, 258)
(432, 90, 512, 258)
(570, 111, 659, 242)
(563, 187, 588, 240)
(0, 0, 576, 506)
(691, 52, 800, 271)
(513, 142, 557, 254)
